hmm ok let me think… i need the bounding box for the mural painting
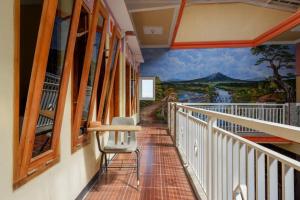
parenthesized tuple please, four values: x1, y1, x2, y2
(140, 45, 296, 123)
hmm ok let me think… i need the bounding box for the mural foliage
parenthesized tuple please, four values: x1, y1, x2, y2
(140, 45, 296, 123)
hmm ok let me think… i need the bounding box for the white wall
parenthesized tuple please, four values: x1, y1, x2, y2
(0, 0, 133, 199)
(0, 0, 15, 198)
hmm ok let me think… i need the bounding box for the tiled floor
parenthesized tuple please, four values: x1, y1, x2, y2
(84, 124, 197, 200)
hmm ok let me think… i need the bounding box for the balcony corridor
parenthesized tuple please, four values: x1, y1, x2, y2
(84, 124, 197, 200)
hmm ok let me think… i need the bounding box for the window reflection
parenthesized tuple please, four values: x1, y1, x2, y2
(102, 37, 119, 123)
(32, 0, 74, 157)
(131, 69, 135, 98)
(72, 6, 89, 134)
(96, 51, 106, 113)
(20, 0, 43, 139)
(80, 15, 105, 134)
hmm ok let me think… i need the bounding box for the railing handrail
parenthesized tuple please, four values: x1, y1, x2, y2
(181, 102, 287, 106)
(176, 104, 300, 143)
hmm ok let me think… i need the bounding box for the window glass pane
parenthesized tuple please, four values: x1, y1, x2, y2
(97, 51, 106, 112)
(109, 39, 119, 70)
(32, 0, 74, 157)
(131, 70, 135, 97)
(142, 79, 154, 98)
(72, 6, 89, 134)
(102, 38, 119, 122)
(80, 15, 104, 133)
(19, 0, 43, 139)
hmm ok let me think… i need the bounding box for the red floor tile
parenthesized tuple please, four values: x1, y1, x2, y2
(84, 124, 197, 200)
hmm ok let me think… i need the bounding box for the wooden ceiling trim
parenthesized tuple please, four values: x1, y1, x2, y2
(171, 0, 187, 45)
(168, 6, 180, 45)
(172, 40, 254, 49)
(254, 10, 300, 45)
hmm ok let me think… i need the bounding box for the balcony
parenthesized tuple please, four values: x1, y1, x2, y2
(82, 102, 300, 200)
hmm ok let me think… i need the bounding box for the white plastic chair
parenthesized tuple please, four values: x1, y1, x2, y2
(96, 117, 140, 186)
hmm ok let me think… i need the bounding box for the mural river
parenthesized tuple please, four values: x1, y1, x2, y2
(178, 87, 232, 103)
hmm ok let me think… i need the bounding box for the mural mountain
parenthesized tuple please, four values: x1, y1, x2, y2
(168, 72, 248, 84)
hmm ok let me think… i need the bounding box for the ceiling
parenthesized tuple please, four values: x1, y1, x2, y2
(125, 0, 180, 47)
(106, 0, 144, 62)
(125, 0, 300, 48)
(126, 0, 300, 12)
(175, 3, 293, 42)
(130, 8, 176, 47)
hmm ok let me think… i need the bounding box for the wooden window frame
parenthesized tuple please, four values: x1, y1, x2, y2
(125, 63, 139, 116)
(131, 69, 137, 114)
(71, 1, 108, 152)
(125, 62, 132, 117)
(136, 69, 140, 114)
(109, 56, 120, 122)
(97, 27, 122, 123)
(132, 69, 139, 114)
(83, 0, 95, 12)
(13, 0, 86, 187)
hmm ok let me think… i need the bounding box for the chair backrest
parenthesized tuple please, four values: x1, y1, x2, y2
(108, 117, 135, 144)
(111, 117, 135, 126)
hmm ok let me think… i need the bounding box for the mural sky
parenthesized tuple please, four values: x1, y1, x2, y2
(141, 47, 295, 81)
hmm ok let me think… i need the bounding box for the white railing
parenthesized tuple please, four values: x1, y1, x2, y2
(169, 102, 300, 200)
(37, 73, 60, 128)
(177, 103, 287, 135)
(186, 103, 287, 123)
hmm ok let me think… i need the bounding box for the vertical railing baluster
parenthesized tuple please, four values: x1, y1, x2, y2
(222, 134, 228, 200)
(282, 164, 294, 200)
(217, 132, 222, 199)
(283, 104, 286, 124)
(207, 117, 217, 200)
(247, 147, 255, 200)
(256, 151, 266, 200)
(227, 137, 233, 200)
(267, 156, 278, 200)
(239, 143, 246, 198)
(233, 140, 240, 197)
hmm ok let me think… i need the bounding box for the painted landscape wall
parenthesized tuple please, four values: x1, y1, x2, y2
(140, 46, 296, 123)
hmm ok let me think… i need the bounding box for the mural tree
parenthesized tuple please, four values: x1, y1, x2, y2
(251, 45, 295, 102)
(160, 88, 177, 120)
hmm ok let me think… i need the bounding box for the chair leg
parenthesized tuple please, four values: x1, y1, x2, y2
(100, 153, 104, 174)
(135, 150, 140, 186)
